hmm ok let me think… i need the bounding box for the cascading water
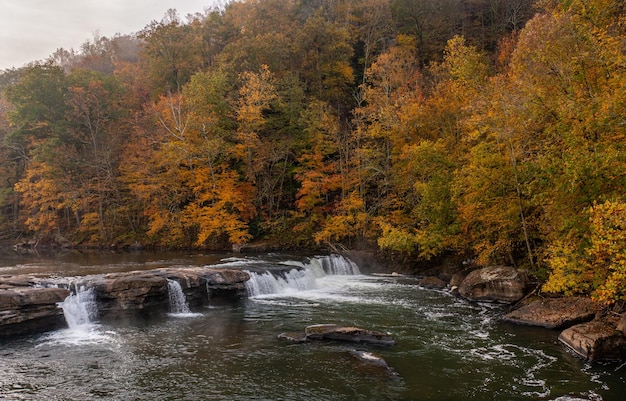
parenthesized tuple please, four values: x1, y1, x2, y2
(307, 254, 360, 276)
(61, 285, 98, 329)
(245, 254, 360, 297)
(167, 279, 192, 315)
(2, 252, 623, 401)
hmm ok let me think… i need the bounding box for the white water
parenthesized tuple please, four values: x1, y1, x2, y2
(167, 279, 201, 317)
(42, 285, 113, 346)
(2, 252, 622, 401)
(61, 286, 98, 328)
(244, 254, 361, 298)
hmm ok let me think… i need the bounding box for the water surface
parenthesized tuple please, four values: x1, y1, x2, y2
(0, 252, 623, 400)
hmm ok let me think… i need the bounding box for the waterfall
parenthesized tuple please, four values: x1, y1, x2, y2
(245, 254, 360, 297)
(61, 286, 98, 329)
(167, 279, 192, 314)
(308, 254, 360, 275)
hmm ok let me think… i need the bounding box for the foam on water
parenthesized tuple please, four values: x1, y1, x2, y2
(38, 286, 115, 347)
(244, 254, 364, 299)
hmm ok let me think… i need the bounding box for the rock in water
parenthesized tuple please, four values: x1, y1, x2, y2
(277, 332, 308, 343)
(558, 320, 626, 361)
(0, 287, 69, 337)
(418, 276, 447, 290)
(502, 297, 601, 329)
(305, 324, 396, 346)
(349, 350, 398, 377)
(458, 266, 528, 304)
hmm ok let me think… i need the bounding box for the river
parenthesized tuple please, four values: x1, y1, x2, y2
(0, 251, 624, 400)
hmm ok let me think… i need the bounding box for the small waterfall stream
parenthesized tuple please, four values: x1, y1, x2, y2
(167, 279, 195, 315)
(60, 286, 98, 329)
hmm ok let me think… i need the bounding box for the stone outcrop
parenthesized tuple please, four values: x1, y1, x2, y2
(0, 286, 69, 337)
(79, 267, 250, 319)
(88, 272, 169, 318)
(502, 297, 602, 329)
(152, 267, 250, 306)
(278, 324, 396, 346)
(418, 276, 447, 290)
(0, 266, 251, 331)
(304, 324, 396, 346)
(458, 266, 528, 304)
(558, 319, 626, 361)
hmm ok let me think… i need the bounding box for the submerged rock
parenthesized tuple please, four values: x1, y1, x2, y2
(0, 287, 69, 337)
(348, 349, 398, 377)
(277, 332, 308, 343)
(558, 319, 626, 361)
(305, 324, 396, 346)
(458, 266, 528, 304)
(502, 297, 601, 329)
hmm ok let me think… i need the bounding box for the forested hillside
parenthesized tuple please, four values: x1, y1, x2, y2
(1, 0, 624, 303)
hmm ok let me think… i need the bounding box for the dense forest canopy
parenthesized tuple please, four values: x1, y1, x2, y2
(1, 0, 625, 303)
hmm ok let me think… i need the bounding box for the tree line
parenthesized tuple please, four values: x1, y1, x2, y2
(1, 0, 624, 303)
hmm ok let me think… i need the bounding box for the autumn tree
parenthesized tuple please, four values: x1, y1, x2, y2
(138, 9, 207, 95)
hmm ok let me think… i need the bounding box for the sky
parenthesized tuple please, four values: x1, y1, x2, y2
(0, 0, 221, 71)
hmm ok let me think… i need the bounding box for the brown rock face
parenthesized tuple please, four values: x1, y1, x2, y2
(304, 324, 396, 346)
(90, 273, 169, 318)
(502, 297, 602, 329)
(559, 320, 626, 361)
(458, 266, 528, 304)
(0, 287, 69, 337)
(418, 276, 447, 290)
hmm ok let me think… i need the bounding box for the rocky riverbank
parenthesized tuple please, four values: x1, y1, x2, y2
(417, 263, 626, 362)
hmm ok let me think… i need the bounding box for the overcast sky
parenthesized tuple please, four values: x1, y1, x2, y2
(0, 0, 221, 71)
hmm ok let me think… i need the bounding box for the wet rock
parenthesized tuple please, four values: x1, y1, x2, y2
(558, 319, 626, 361)
(458, 266, 528, 304)
(0, 275, 37, 289)
(151, 267, 249, 306)
(277, 332, 308, 343)
(89, 272, 169, 318)
(83, 267, 250, 318)
(502, 297, 602, 329)
(305, 324, 396, 346)
(418, 276, 447, 290)
(0, 287, 69, 337)
(349, 350, 398, 377)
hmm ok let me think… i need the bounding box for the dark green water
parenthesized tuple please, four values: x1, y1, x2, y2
(0, 252, 624, 400)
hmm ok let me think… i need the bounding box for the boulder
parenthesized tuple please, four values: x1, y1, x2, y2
(349, 350, 398, 377)
(0, 287, 69, 337)
(502, 297, 602, 329)
(305, 324, 396, 346)
(458, 266, 528, 304)
(89, 272, 169, 318)
(559, 320, 626, 361)
(418, 276, 447, 290)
